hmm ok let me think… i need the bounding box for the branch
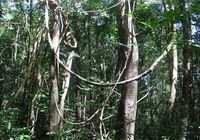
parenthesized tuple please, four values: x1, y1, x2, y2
(80, 0, 123, 14)
(137, 86, 154, 104)
(57, 39, 175, 87)
(54, 93, 100, 125)
(99, 43, 131, 139)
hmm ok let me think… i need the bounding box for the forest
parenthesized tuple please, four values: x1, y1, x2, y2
(0, 0, 200, 140)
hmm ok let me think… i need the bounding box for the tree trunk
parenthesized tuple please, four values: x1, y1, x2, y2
(60, 51, 74, 127)
(49, 8, 60, 140)
(169, 30, 178, 111)
(180, 0, 193, 139)
(50, 50, 59, 140)
(115, 0, 139, 140)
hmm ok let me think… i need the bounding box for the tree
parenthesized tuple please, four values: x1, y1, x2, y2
(115, 0, 139, 140)
(48, 4, 60, 140)
(0, 0, 200, 139)
(180, 0, 193, 139)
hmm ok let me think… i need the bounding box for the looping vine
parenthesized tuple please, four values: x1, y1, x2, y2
(63, 31, 77, 48)
(55, 8, 77, 49)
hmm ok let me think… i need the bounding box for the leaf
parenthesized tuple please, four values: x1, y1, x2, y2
(101, 11, 109, 18)
(2, 13, 13, 21)
(70, 51, 80, 58)
(192, 43, 200, 48)
(7, 121, 11, 130)
(47, 131, 56, 136)
(139, 21, 153, 30)
(125, 12, 134, 17)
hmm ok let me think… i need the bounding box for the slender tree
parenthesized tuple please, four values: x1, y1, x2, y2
(46, 0, 61, 139)
(115, 0, 139, 140)
(180, 0, 193, 139)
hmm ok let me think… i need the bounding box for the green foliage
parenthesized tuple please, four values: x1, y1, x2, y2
(0, 0, 200, 139)
(161, 9, 182, 23)
(0, 108, 32, 140)
(82, 0, 110, 10)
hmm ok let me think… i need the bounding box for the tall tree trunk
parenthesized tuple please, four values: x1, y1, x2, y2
(180, 0, 193, 139)
(115, 0, 139, 140)
(169, 28, 178, 111)
(60, 51, 74, 127)
(49, 6, 60, 140)
(50, 45, 60, 140)
(74, 20, 84, 122)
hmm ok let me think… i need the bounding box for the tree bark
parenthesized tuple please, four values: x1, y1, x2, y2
(169, 31, 178, 111)
(60, 51, 74, 127)
(169, 4, 178, 112)
(115, 0, 139, 140)
(49, 8, 60, 140)
(180, 0, 193, 139)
